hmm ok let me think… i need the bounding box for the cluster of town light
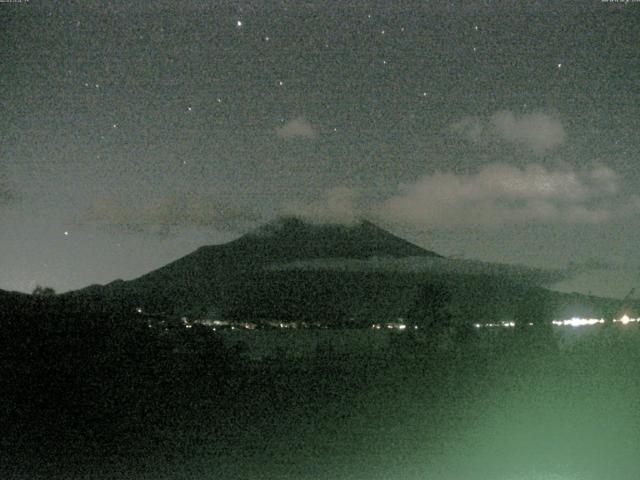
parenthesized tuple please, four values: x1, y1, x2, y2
(471, 315, 639, 329)
(551, 315, 639, 327)
(473, 321, 517, 329)
(552, 317, 604, 327)
(137, 306, 638, 331)
(371, 322, 420, 331)
(613, 314, 639, 325)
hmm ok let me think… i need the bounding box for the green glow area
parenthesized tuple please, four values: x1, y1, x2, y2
(5, 324, 640, 479)
(161, 327, 640, 480)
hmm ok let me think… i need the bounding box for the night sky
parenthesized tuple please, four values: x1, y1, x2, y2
(2, 1, 640, 296)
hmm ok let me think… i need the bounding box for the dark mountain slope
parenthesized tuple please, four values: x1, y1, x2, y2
(0, 289, 34, 317)
(57, 217, 632, 324)
(143, 217, 440, 279)
(65, 218, 442, 315)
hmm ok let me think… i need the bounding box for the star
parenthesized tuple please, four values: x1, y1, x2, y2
(236, 20, 243, 28)
(557, 63, 562, 68)
(187, 106, 192, 112)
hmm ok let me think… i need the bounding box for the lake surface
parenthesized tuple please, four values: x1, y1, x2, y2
(4, 324, 640, 480)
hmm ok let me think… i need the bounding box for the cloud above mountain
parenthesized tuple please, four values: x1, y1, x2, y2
(275, 117, 318, 140)
(281, 164, 638, 230)
(451, 111, 566, 153)
(282, 187, 360, 224)
(376, 164, 633, 228)
(270, 256, 565, 286)
(79, 194, 261, 235)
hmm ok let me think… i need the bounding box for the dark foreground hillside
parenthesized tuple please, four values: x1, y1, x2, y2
(3, 311, 640, 480)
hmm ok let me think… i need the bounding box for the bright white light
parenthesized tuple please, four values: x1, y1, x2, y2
(398, 324, 407, 330)
(614, 314, 638, 325)
(552, 317, 604, 327)
(236, 20, 243, 27)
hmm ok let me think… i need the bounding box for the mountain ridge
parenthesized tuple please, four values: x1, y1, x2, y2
(6, 217, 630, 325)
(128, 216, 441, 284)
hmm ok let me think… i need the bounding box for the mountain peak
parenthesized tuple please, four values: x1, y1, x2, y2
(235, 216, 441, 261)
(247, 215, 367, 237)
(80, 216, 442, 315)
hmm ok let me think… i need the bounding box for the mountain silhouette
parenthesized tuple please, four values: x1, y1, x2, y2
(62, 217, 442, 318)
(145, 216, 440, 278)
(44, 217, 630, 325)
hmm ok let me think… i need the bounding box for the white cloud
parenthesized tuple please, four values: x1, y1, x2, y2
(451, 110, 566, 153)
(450, 116, 485, 144)
(376, 164, 627, 228)
(491, 111, 566, 152)
(282, 187, 361, 224)
(275, 117, 318, 140)
(80, 193, 261, 235)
